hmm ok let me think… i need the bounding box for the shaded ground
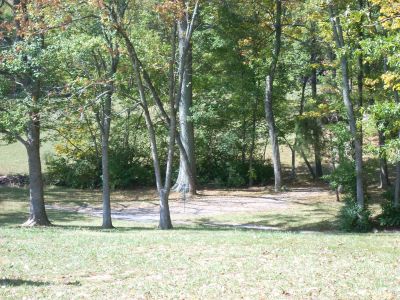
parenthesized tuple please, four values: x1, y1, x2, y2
(44, 185, 339, 231)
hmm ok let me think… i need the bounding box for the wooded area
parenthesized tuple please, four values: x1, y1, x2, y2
(2, 1, 400, 298)
(1, 0, 400, 232)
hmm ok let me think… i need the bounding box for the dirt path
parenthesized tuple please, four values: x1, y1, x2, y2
(46, 186, 334, 225)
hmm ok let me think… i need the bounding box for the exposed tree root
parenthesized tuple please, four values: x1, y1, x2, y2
(22, 217, 52, 227)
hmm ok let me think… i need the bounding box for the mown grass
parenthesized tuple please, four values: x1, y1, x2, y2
(1, 186, 400, 299)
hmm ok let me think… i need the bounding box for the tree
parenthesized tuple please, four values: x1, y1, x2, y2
(174, 2, 197, 194)
(0, 0, 59, 226)
(328, 1, 365, 208)
(105, 0, 199, 229)
(264, 0, 283, 192)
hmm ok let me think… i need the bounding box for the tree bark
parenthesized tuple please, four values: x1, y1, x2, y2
(378, 129, 390, 189)
(394, 91, 400, 207)
(248, 90, 259, 187)
(23, 115, 50, 226)
(311, 65, 323, 178)
(173, 15, 197, 195)
(100, 93, 113, 229)
(329, 5, 365, 208)
(264, 0, 282, 192)
(96, 29, 119, 229)
(295, 76, 315, 179)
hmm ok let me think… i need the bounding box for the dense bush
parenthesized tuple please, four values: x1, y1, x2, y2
(46, 154, 101, 189)
(377, 189, 400, 228)
(45, 150, 155, 189)
(323, 159, 356, 197)
(46, 147, 273, 189)
(324, 159, 373, 232)
(197, 159, 274, 187)
(338, 196, 372, 232)
(108, 149, 155, 189)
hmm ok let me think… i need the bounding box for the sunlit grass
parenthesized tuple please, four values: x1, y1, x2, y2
(1, 186, 400, 299)
(0, 142, 54, 175)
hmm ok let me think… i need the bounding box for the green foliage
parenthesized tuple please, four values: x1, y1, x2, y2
(338, 196, 372, 232)
(323, 159, 356, 197)
(45, 154, 100, 189)
(377, 189, 400, 228)
(45, 148, 156, 189)
(324, 159, 373, 232)
(108, 149, 155, 189)
(197, 159, 273, 187)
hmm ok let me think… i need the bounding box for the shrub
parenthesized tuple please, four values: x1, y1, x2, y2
(323, 159, 356, 197)
(109, 149, 155, 189)
(45, 149, 156, 189)
(377, 189, 400, 228)
(197, 159, 273, 187)
(338, 196, 372, 232)
(45, 154, 101, 189)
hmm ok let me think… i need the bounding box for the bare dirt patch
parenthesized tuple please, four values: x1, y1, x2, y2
(46, 185, 336, 225)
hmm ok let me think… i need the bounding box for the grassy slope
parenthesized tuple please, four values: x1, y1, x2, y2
(0, 142, 53, 175)
(1, 187, 400, 299)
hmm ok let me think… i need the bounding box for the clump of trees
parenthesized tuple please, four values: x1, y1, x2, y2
(1, 0, 399, 231)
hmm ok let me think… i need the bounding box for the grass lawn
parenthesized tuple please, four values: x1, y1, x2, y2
(0, 142, 54, 175)
(1, 186, 400, 299)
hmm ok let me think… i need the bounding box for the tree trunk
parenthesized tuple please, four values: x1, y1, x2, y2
(23, 118, 50, 226)
(329, 5, 365, 208)
(248, 93, 259, 187)
(340, 59, 364, 208)
(378, 129, 390, 189)
(159, 189, 173, 229)
(174, 22, 196, 194)
(291, 147, 296, 179)
(264, 0, 282, 192)
(296, 76, 315, 179)
(394, 91, 400, 207)
(101, 94, 113, 229)
(311, 66, 323, 178)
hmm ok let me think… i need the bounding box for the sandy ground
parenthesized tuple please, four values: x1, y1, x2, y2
(46, 186, 335, 225)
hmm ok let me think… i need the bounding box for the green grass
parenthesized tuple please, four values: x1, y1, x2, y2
(1, 187, 400, 299)
(0, 142, 53, 175)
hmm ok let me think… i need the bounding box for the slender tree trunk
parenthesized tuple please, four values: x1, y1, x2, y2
(296, 76, 315, 179)
(174, 21, 197, 194)
(311, 66, 323, 177)
(264, 0, 282, 192)
(248, 93, 259, 187)
(340, 58, 364, 208)
(329, 5, 365, 208)
(357, 0, 364, 137)
(291, 147, 296, 179)
(124, 108, 131, 149)
(300, 149, 316, 179)
(101, 93, 113, 229)
(394, 91, 400, 207)
(378, 129, 390, 189)
(23, 117, 50, 226)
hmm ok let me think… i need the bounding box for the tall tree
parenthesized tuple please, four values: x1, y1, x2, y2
(264, 0, 283, 192)
(329, 2, 365, 208)
(0, 0, 56, 226)
(173, 3, 197, 194)
(106, 0, 199, 229)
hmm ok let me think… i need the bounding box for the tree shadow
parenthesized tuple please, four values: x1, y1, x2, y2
(0, 210, 92, 227)
(0, 279, 51, 287)
(192, 206, 340, 232)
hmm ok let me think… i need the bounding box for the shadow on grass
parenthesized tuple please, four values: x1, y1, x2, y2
(0, 209, 91, 227)
(0, 279, 51, 287)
